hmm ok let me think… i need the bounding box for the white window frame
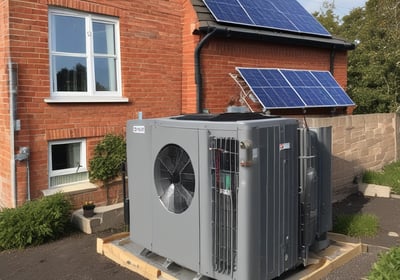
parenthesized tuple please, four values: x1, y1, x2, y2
(47, 8, 125, 103)
(48, 138, 88, 188)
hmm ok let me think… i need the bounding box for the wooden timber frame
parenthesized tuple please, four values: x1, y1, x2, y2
(97, 232, 365, 280)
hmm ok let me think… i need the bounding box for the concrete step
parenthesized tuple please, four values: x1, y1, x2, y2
(72, 202, 125, 234)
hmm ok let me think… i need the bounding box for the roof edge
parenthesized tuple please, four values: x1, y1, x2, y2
(195, 24, 355, 51)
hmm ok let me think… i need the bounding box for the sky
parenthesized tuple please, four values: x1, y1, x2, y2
(297, 0, 366, 17)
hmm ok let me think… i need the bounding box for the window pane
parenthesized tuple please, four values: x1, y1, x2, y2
(51, 143, 81, 171)
(54, 56, 87, 91)
(51, 14, 86, 53)
(93, 22, 115, 55)
(95, 57, 117, 91)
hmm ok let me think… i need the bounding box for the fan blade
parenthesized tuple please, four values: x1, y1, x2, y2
(175, 183, 193, 208)
(160, 183, 175, 210)
(157, 156, 174, 176)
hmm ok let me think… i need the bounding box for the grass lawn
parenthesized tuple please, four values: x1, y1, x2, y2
(333, 213, 378, 238)
(363, 161, 400, 194)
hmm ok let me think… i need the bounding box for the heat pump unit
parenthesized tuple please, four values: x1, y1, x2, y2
(126, 113, 331, 280)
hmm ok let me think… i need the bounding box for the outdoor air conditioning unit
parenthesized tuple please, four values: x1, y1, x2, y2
(126, 113, 332, 280)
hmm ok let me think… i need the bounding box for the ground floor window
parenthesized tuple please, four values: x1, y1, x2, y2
(48, 139, 88, 187)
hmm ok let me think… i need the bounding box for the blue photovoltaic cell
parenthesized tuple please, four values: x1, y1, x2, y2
(295, 87, 336, 106)
(312, 71, 342, 87)
(203, 0, 253, 25)
(202, 0, 331, 37)
(236, 67, 355, 109)
(311, 71, 355, 105)
(325, 87, 354, 105)
(273, 0, 330, 35)
(238, 68, 305, 108)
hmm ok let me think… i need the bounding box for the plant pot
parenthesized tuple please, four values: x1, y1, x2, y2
(83, 206, 95, 218)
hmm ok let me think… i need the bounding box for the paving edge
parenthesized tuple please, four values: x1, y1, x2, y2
(359, 183, 400, 199)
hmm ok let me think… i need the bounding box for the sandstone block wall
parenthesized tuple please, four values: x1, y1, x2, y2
(306, 113, 399, 201)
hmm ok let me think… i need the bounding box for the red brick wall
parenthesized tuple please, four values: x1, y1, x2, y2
(1, 0, 351, 207)
(7, 0, 183, 205)
(181, 0, 200, 113)
(0, 0, 13, 208)
(197, 38, 349, 113)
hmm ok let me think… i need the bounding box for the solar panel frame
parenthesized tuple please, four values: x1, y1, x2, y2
(236, 67, 355, 110)
(202, 0, 331, 37)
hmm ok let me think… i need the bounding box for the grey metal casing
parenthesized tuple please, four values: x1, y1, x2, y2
(299, 127, 332, 261)
(126, 116, 301, 279)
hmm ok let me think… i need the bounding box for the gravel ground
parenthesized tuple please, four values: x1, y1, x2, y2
(323, 193, 400, 280)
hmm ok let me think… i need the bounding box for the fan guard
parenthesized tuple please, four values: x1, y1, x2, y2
(154, 144, 195, 214)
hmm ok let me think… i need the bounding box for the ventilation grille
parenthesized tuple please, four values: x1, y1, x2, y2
(50, 171, 88, 187)
(210, 137, 239, 275)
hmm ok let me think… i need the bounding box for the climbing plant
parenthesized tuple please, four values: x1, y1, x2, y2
(89, 134, 126, 204)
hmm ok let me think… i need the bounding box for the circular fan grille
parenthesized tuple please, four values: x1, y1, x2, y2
(154, 144, 195, 214)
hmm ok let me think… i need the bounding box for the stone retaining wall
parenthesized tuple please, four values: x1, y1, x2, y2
(306, 113, 400, 201)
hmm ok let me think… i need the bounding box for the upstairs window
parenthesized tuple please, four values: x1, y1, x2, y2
(49, 8, 122, 99)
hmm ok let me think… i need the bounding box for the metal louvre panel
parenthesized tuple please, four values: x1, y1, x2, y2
(258, 123, 300, 278)
(234, 120, 299, 280)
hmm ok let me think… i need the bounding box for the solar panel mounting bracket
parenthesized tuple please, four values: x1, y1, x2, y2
(229, 73, 259, 113)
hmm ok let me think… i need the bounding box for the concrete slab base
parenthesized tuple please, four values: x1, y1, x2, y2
(359, 183, 391, 198)
(72, 203, 124, 234)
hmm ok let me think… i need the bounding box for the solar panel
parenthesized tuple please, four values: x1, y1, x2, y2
(236, 68, 355, 109)
(202, 0, 331, 37)
(203, 0, 253, 25)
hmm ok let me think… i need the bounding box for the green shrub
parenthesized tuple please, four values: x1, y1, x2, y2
(0, 193, 72, 250)
(368, 247, 400, 280)
(333, 213, 378, 238)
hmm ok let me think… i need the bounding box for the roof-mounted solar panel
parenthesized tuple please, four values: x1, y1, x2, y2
(203, 0, 331, 37)
(203, 0, 253, 25)
(236, 67, 355, 110)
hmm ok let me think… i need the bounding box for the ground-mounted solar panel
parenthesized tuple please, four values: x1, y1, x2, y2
(236, 67, 355, 110)
(202, 0, 331, 37)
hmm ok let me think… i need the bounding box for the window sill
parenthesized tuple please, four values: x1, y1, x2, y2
(42, 181, 98, 196)
(44, 96, 129, 103)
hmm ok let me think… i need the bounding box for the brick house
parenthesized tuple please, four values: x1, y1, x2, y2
(0, 0, 354, 208)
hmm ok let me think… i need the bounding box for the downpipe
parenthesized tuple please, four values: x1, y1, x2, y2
(8, 59, 17, 207)
(194, 28, 218, 114)
(121, 161, 129, 230)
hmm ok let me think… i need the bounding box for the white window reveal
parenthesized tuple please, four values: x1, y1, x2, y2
(46, 8, 127, 103)
(48, 139, 88, 188)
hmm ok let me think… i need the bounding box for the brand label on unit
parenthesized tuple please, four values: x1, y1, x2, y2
(279, 142, 291, 150)
(133, 125, 145, 134)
